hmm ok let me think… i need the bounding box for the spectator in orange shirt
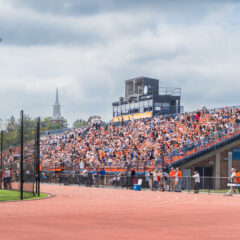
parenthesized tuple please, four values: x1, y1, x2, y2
(176, 168, 182, 192)
(235, 169, 240, 194)
(169, 167, 176, 191)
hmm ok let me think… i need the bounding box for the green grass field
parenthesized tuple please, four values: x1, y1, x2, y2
(0, 190, 48, 201)
(199, 189, 229, 194)
(183, 189, 231, 194)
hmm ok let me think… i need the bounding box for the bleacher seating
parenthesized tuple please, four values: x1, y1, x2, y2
(3, 105, 240, 172)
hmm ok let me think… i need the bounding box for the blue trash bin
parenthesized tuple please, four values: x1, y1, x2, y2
(134, 184, 141, 191)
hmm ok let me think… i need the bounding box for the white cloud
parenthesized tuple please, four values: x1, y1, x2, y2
(0, 0, 240, 125)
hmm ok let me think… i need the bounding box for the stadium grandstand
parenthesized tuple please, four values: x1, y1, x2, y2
(2, 104, 240, 190)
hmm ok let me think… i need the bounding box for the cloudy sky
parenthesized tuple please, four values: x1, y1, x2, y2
(0, 0, 240, 125)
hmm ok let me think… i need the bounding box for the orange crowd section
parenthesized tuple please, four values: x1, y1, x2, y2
(3, 106, 240, 173)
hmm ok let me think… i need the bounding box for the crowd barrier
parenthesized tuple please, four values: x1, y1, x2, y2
(41, 172, 239, 194)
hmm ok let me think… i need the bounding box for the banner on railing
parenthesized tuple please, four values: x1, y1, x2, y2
(113, 112, 152, 123)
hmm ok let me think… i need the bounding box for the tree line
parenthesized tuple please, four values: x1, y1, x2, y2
(0, 115, 88, 150)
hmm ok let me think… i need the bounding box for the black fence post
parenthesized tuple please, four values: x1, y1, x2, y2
(20, 110, 24, 200)
(0, 130, 3, 169)
(36, 117, 40, 197)
(168, 177, 170, 192)
(187, 177, 190, 193)
(0, 130, 3, 189)
(208, 177, 211, 194)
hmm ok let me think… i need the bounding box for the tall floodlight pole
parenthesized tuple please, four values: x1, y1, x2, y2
(36, 117, 40, 196)
(20, 110, 24, 200)
(1, 131, 3, 169)
(0, 38, 2, 169)
(0, 130, 3, 189)
(0, 39, 3, 189)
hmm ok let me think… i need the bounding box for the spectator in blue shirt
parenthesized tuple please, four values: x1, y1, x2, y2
(92, 169, 98, 185)
(99, 168, 106, 186)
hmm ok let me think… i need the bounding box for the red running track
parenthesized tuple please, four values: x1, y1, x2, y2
(0, 185, 240, 240)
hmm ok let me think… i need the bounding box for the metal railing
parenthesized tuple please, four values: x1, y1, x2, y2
(40, 173, 240, 194)
(157, 124, 240, 167)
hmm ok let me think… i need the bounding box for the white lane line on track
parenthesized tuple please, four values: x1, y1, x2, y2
(0, 193, 201, 218)
(2, 195, 183, 217)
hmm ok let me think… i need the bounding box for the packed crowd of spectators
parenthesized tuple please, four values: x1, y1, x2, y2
(2, 106, 240, 173)
(37, 106, 240, 172)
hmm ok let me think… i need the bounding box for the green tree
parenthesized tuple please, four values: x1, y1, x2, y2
(40, 117, 68, 131)
(73, 119, 87, 128)
(3, 116, 19, 148)
(0, 115, 69, 150)
(22, 115, 37, 142)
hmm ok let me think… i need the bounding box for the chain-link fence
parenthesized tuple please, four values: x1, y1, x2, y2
(40, 172, 239, 194)
(0, 112, 40, 200)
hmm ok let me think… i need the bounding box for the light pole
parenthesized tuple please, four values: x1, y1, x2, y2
(0, 130, 3, 189)
(0, 39, 3, 189)
(1, 131, 3, 168)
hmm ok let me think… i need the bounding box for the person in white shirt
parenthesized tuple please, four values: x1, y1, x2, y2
(192, 171, 200, 193)
(82, 169, 89, 186)
(79, 161, 85, 173)
(3, 168, 11, 189)
(153, 170, 158, 191)
(226, 168, 236, 196)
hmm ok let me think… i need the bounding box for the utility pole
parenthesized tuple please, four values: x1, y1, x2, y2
(36, 117, 40, 196)
(0, 38, 2, 189)
(0, 130, 3, 189)
(20, 110, 24, 200)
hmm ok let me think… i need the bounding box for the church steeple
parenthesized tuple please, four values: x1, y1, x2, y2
(52, 88, 61, 121)
(55, 88, 59, 105)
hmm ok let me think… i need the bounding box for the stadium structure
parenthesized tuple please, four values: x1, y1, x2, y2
(112, 76, 183, 123)
(1, 79, 240, 192)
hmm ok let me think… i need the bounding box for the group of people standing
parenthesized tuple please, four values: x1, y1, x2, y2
(80, 167, 106, 186)
(147, 168, 182, 191)
(146, 168, 202, 194)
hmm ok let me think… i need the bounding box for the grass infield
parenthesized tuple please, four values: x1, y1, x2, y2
(0, 190, 48, 201)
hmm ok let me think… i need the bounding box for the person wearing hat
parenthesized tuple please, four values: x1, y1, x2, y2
(192, 170, 200, 193)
